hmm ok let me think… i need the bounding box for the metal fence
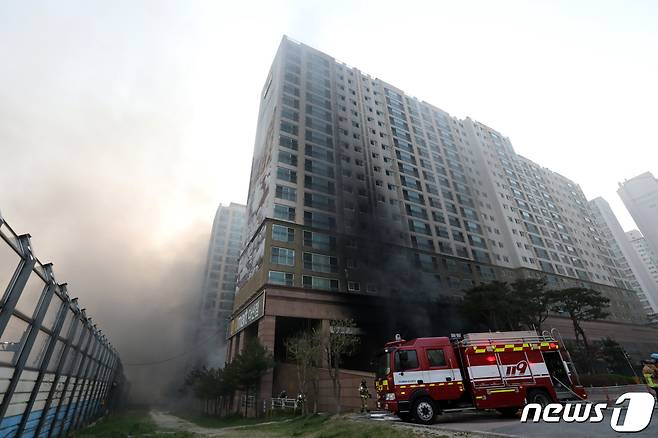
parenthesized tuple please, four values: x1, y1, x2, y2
(0, 214, 122, 437)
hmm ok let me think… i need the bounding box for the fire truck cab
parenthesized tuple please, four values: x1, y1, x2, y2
(375, 330, 586, 424)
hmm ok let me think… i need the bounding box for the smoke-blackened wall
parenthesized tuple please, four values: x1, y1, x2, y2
(345, 206, 468, 359)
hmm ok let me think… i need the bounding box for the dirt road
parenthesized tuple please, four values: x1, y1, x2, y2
(149, 410, 226, 436)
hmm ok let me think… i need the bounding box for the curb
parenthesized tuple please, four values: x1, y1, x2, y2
(354, 412, 523, 438)
(393, 421, 524, 438)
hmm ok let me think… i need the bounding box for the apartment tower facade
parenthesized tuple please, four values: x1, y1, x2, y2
(626, 230, 658, 297)
(589, 197, 658, 321)
(198, 202, 246, 365)
(618, 172, 658, 257)
(227, 37, 650, 406)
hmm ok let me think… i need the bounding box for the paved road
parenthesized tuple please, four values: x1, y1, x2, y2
(370, 406, 658, 437)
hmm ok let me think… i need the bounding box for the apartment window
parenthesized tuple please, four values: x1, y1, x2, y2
(281, 94, 299, 108)
(408, 219, 431, 235)
(306, 104, 332, 122)
(304, 192, 336, 212)
(435, 226, 449, 239)
(283, 82, 299, 97)
(405, 204, 428, 219)
(279, 135, 298, 151)
(347, 281, 361, 292)
(305, 175, 335, 194)
(456, 246, 469, 258)
(306, 130, 333, 147)
(277, 166, 297, 183)
(303, 275, 339, 291)
(272, 224, 294, 242)
(303, 252, 338, 273)
(275, 185, 297, 202)
(268, 270, 294, 286)
(279, 150, 298, 166)
(304, 210, 336, 230)
(306, 144, 334, 162)
(305, 159, 334, 178)
(403, 189, 424, 205)
(448, 216, 461, 227)
(273, 204, 295, 221)
(452, 230, 465, 242)
(303, 231, 335, 250)
(306, 116, 332, 134)
(281, 106, 299, 122)
(281, 120, 298, 135)
(529, 234, 545, 247)
(271, 247, 295, 266)
(468, 234, 487, 248)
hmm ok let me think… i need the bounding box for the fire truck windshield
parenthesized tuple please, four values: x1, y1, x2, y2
(375, 352, 390, 378)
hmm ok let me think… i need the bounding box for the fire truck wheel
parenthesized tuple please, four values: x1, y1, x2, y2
(527, 389, 551, 407)
(412, 397, 437, 425)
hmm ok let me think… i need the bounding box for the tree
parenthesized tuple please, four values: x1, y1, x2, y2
(285, 328, 322, 413)
(598, 337, 634, 376)
(325, 319, 360, 414)
(460, 281, 521, 331)
(183, 366, 224, 415)
(551, 287, 610, 362)
(230, 338, 274, 416)
(510, 278, 555, 332)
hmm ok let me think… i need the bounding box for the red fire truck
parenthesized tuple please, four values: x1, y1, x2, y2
(375, 330, 587, 424)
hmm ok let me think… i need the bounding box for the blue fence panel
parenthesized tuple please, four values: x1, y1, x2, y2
(0, 216, 122, 437)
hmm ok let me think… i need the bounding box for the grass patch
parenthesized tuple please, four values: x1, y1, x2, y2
(71, 411, 194, 438)
(221, 414, 435, 437)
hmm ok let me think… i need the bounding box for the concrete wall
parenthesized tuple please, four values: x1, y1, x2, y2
(546, 316, 658, 362)
(273, 362, 375, 413)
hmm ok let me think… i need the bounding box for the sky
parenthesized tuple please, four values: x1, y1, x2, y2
(1, 0, 657, 400)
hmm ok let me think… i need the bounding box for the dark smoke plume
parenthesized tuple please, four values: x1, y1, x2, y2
(0, 98, 215, 405)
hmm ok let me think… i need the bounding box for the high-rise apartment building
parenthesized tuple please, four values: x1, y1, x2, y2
(589, 198, 658, 320)
(626, 230, 658, 296)
(198, 202, 246, 365)
(227, 37, 648, 402)
(618, 172, 658, 257)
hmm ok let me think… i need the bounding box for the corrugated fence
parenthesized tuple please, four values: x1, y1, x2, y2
(0, 214, 122, 437)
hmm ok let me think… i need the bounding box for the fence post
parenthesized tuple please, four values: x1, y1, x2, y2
(0, 263, 56, 420)
(34, 299, 82, 438)
(16, 282, 69, 437)
(76, 334, 107, 427)
(0, 234, 36, 335)
(52, 316, 93, 438)
(67, 325, 100, 432)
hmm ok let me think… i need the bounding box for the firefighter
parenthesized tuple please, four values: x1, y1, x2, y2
(359, 379, 371, 413)
(296, 392, 306, 411)
(642, 360, 658, 395)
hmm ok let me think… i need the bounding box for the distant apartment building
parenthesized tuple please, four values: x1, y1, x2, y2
(626, 229, 658, 298)
(226, 37, 651, 404)
(589, 198, 658, 321)
(198, 202, 246, 365)
(618, 172, 658, 257)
